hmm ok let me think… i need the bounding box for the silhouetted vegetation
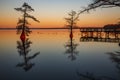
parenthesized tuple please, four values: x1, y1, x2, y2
(16, 38, 40, 71)
(65, 10, 79, 36)
(104, 24, 120, 29)
(79, 0, 120, 14)
(65, 10, 79, 29)
(15, 2, 40, 71)
(15, 2, 40, 36)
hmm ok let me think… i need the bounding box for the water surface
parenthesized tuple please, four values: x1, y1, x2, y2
(0, 30, 120, 80)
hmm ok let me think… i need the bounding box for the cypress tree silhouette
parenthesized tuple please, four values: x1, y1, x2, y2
(15, 2, 40, 36)
(65, 10, 79, 38)
(15, 2, 40, 71)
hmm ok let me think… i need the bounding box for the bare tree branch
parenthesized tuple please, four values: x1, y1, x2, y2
(26, 13, 40, 22)
(14, 8, 24, 12)
(79, 0, 120, 14)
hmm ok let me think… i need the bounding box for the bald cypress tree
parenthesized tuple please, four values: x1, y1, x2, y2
(65, 10, 79, 38)
(15, 2, 40, 36)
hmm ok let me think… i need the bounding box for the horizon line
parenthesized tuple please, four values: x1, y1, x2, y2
(0, 27, 81, 30)
(0, 27, 103, 29)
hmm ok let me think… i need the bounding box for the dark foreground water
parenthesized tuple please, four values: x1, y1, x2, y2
(0, 30, 120, 80)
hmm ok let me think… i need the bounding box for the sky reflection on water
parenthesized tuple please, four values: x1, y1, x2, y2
(0, 30, 120, 80)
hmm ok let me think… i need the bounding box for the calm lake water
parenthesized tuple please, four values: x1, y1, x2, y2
(0, 30, 120, 80)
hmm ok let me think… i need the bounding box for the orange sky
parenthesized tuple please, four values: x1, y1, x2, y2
(0, 0, 120, 28)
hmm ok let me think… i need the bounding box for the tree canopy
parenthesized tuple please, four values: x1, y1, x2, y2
(15, 2, 40, 36)
(65, 10, 79, 29)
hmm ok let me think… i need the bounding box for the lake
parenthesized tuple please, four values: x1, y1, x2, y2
(0, 29, 120, 80)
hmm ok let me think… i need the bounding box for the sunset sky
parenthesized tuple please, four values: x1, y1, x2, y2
(0, 0, 120, 28)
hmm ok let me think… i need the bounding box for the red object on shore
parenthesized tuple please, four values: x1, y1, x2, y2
(20, 32, 26, 41)
(70, 33, 73, 39)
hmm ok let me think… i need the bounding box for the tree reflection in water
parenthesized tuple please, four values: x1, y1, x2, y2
(16, 37, 40, 71)
(76, 44, 120, 80)
(106, 50, 120, 72)
(76, 71, 115, 80)
(15, 2, 40, 72)
(64, 32, 79, 61)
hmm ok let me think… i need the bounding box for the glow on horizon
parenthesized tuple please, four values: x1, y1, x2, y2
(0, 0, 120, 28)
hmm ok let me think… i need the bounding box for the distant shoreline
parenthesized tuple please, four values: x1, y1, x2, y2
(0, 28, 80, 30)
